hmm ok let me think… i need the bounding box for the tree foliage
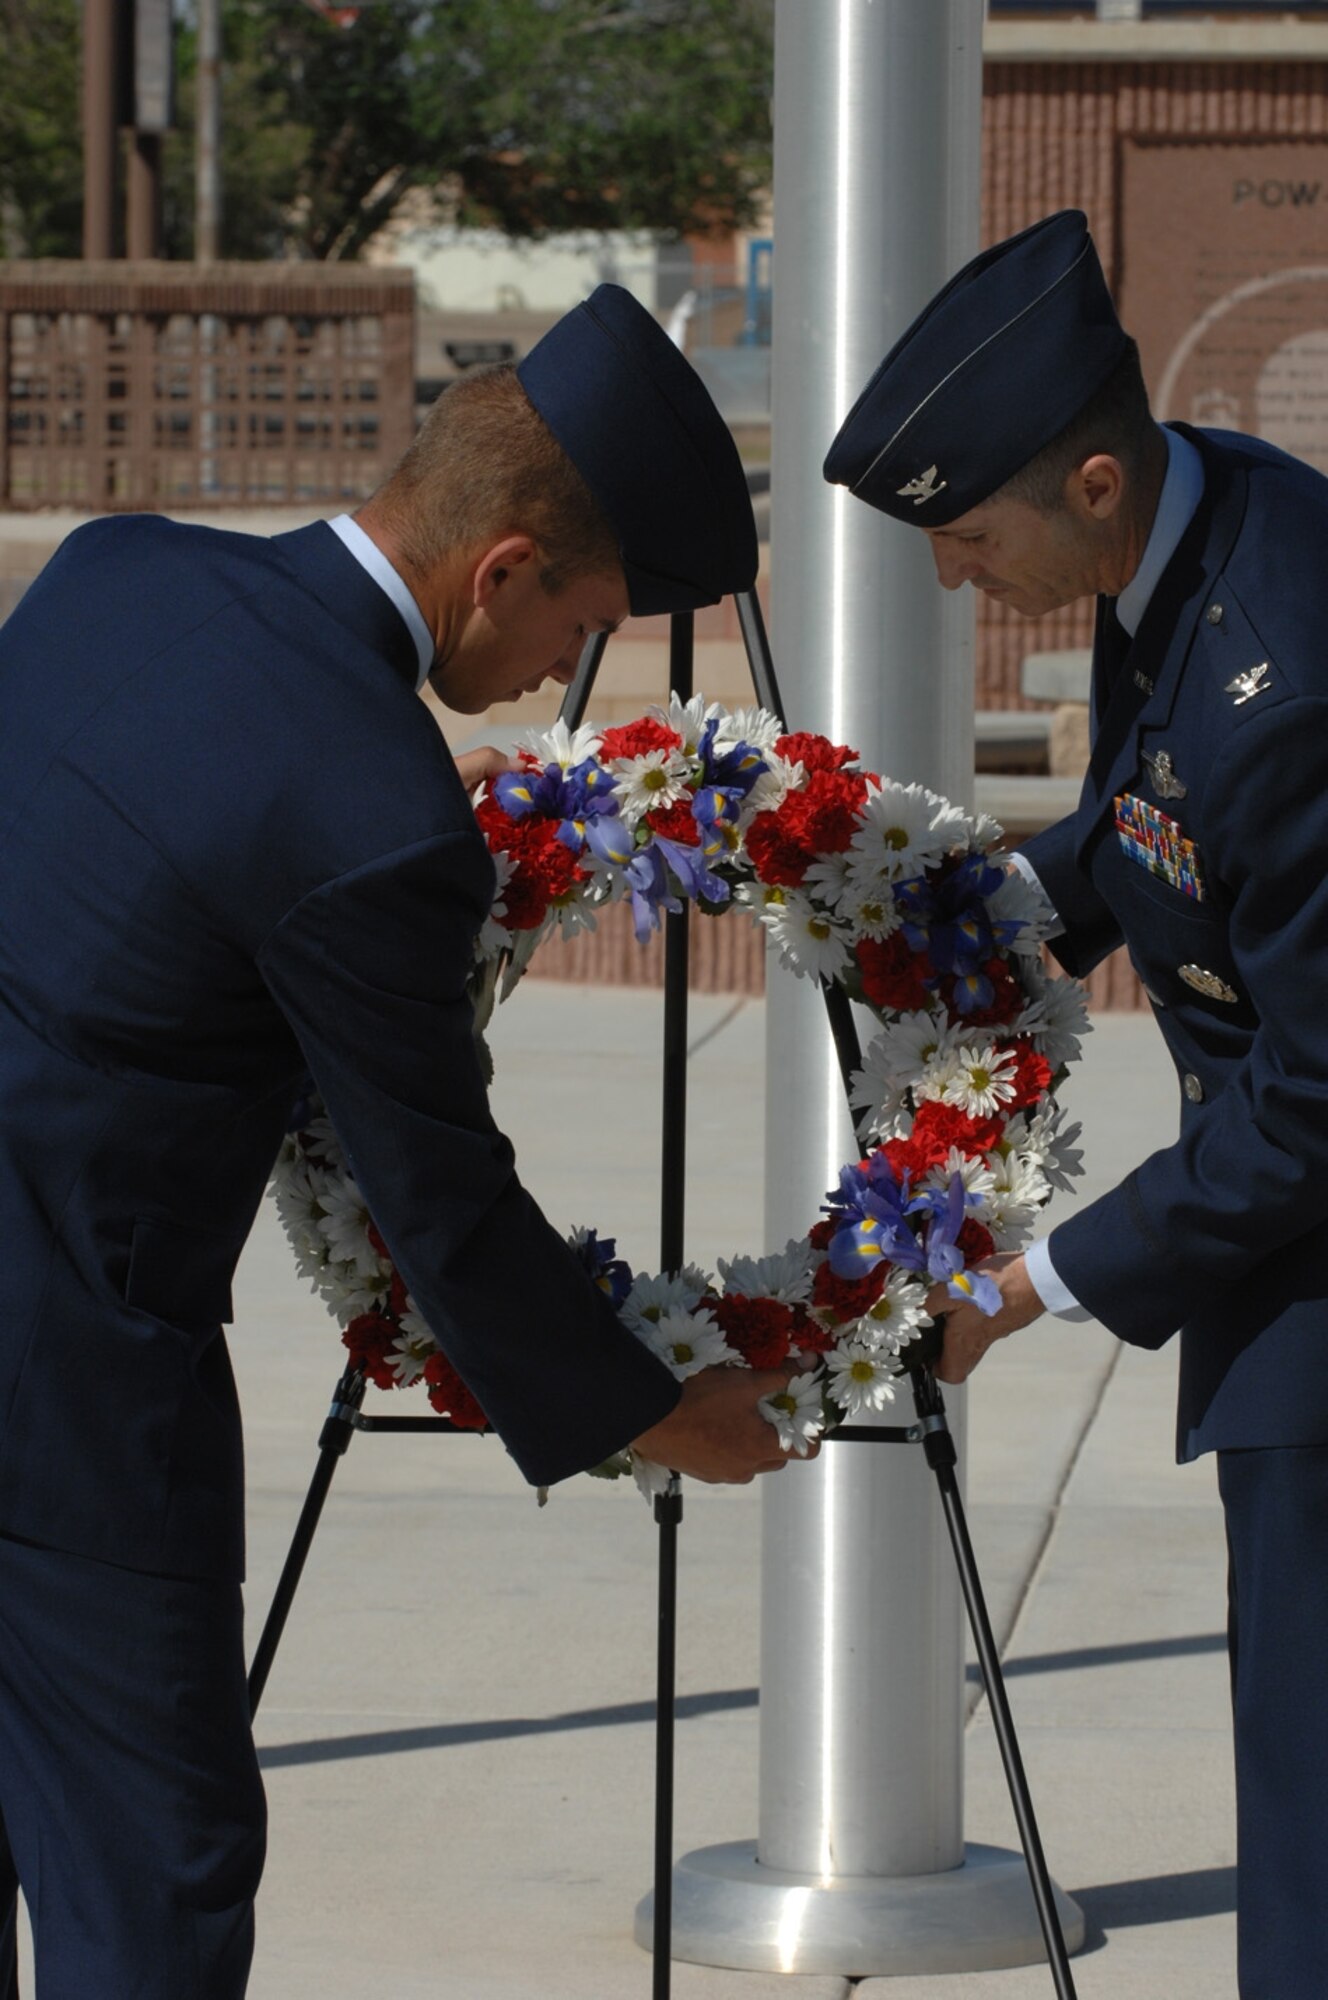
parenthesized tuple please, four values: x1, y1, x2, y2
(0, 0, 84, 258)
(1, 0, 773, 263)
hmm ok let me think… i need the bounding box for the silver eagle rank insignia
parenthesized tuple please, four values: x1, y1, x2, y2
(1224, 662, 1270, 707)
(896, 465, 947, 508)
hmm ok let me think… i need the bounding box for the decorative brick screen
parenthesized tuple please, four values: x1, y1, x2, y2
(0, 261, 415, 511)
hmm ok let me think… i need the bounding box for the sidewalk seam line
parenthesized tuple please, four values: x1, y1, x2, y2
(966, 1333, 1125, 1724)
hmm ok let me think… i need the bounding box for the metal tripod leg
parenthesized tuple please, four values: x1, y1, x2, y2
(248, 1369, 368, 1717)
(909, 1363, 1079, 1998)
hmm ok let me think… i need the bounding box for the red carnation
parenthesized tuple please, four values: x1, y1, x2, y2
(909, 1100, 1006, 1167)
(745, 807, 815, 886)
(1000, 1040, 1053, 1111)
(645, 798, 701, 845)
(856, 933, 935, 1013)
(342, 1311, 398, 1392)
(791, 1315, 836, 1358)
(807, 1218, 835, 1252)
(423, 1351, 489, 1430)
(775, 732, 860, 775)
(599, 718, 682, 761)
(956, 1218, 995, 1264)
(811, 1257, 888, 1327)
(711, 1294, 795, 1370)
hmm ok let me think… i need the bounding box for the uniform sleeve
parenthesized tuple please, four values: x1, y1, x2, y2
(1019, 814, 1125, 978)
(257, 830, 680, 1487)
(1048, 694, 1328, 1345)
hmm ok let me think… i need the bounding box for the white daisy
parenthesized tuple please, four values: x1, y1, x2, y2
(837, 879, 902, 943)
(853, 1270, 932, 1353)
(631, 1453, 674, 1504)
(826, 1340, 903, 1416)
(1015, 969, 1092, 1071)
(942, 1043, 1020, 1119)
(985, 865, 1058, 959)
(1019, 1103, 1085, 1194)
(763, 894, 854, 984)
(739, 761, 794, 821)
(316, 1179, 386, 1279)
(619, 1267, 710, 1336)
(717, 1237, 815, 1306)
(477, 847, 518, 957)
(643, 1307, 738, 1379)
(520, 717, 602, 769)
(649, 691, 721, 756)
(389, 1309, 440, 1386)
(849, 779, 954, 885)
(607, 746, 694, 824)
(759, 1370, 826, 1456)
(300, 1113, 348, 1174)
(919, 1146, 998, 1204)
(981, 1150, 1049, 1249)
(713, 702, 783, 754)
(800, 852, 854, 913)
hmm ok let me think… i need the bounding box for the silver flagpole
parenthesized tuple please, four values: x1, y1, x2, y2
(657, 0, 1084, 1974)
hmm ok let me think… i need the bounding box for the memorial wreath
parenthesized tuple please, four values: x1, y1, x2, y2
(270, 694, 1087, 1497)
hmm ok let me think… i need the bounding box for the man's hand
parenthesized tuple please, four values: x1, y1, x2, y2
(631, 1365, 818, 1484)
(454, 744, 516, 791)
(924, 1252, 1044, 1385)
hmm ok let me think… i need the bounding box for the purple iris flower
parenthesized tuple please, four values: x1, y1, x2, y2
(824, 1154, 929, 1280)
(571, 1229, 633, 1308)
(913, 1174, 1003, 1314)
(493, 757, 621, 854)
(894, 854, 1026, 1015)
(825, 1163, 1001, 1317)
(626, 845, 683, 942)
(696, 717, 768, 799)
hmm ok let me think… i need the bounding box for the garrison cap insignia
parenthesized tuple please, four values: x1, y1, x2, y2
(1178, 964, 1239, 1005)
(1142, 749, 1186, 800)
(896, 465, 947, 508)
(1225, 662, 1270, 706)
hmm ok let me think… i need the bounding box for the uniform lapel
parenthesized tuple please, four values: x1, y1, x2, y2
(1073, 429, 1251, 868)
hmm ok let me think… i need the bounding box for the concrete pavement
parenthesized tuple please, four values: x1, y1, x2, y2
(19, 992, 1234, 1995)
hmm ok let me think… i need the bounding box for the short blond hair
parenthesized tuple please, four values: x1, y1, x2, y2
(371, 364, 620, 594)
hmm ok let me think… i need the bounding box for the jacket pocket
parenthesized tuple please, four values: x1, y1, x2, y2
(124, 1218, 237, 1329)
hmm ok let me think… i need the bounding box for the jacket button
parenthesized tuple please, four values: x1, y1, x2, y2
(1183, 1072, 1205, 1104)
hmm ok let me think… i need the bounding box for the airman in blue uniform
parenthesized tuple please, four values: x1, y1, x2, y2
(828, 209, 1328, 1997)
(0, 286, 798, 1998)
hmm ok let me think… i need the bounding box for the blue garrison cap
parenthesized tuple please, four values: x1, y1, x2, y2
(824, 211, 1130, 525)
(518, 284, 757, 617)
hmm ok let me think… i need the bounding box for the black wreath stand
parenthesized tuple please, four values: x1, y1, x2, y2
(248, 597, 1077, 1999)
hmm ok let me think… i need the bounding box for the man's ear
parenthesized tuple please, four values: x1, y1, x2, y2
(472, 535, 540, 609)
(1070, 453, 1125, 523)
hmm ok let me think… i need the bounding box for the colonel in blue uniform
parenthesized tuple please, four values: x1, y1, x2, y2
(0, 285, 795, 1998)
(827, 210, 1328, 1997)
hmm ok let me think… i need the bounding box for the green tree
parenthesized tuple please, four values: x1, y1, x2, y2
(0, 0, 84, 258)
(3, 1, 773, 264)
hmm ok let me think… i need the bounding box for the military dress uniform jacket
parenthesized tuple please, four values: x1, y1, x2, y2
(0, 516, 680, 1581)
(1024, 424, 1328, 1461)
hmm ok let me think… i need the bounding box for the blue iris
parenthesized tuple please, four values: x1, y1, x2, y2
(571, 1229, 633, 1308)
(494, 757, 622, 854)
(825, 1163, 1001, 1315)
(894, 854, 1027, 1015)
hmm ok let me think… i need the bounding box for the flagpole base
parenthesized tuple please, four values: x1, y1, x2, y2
(634, 1839, 1084, 1978)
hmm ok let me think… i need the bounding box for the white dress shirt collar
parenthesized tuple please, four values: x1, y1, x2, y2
(327, 514, 434, 691)
(1114, 426, 1204, 639)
